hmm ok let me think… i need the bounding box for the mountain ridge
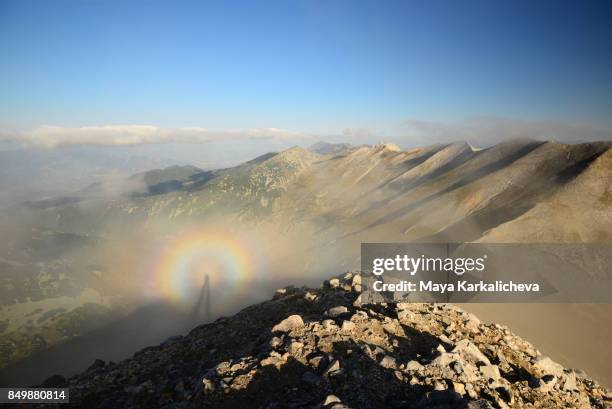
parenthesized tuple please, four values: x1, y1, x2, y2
(30, 272, 612, 409)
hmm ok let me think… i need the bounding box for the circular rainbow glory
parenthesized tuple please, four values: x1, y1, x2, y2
(144, 229, 257, 307)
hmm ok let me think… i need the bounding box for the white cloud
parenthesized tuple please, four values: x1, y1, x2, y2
(3, 118, 610, 150)
(0, 125, 310, 148)
(399, 117, 612, 147)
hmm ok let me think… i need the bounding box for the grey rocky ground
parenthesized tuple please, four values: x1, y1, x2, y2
(31, 273, 612, 409)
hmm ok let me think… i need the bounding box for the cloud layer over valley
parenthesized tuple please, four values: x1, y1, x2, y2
(0, 125, 310, 148)
(2, 117, 611, 150)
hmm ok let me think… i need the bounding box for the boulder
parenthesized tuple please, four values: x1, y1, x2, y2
(326, 306, 349, 317)
(561, 371, 578, 391)
(479, 365, 501, 383)
(272, 315, 304, 333)
(406, 360, 424, 371)
(532, 356, 564, 378)
(322, 319, 336, 329)
(453, 382, 466, 395)
(379, 355, 396, 369)
(341, 320, 355, 332)
(324, 395, 341, 405)
(452, 339, 490, 365)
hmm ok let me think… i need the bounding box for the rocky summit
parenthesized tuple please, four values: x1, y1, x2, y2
(35, 273, 610, 409)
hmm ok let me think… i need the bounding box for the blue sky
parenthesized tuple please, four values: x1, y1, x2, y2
(0, 0, 611, 144)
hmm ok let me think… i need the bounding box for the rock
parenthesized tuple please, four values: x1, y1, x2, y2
(215, 361, 231, 374)
(453, 382, 466, 395)
(539, 374, 557, 393)
(452, 339, 490, 365)
(326, 306, 349, 317)
(288, 341, 303, 355)
(379, 355, 396, 369)
(479, 365, 501, 383)
(438, 334, 453, 346)
(465, 383, 478, 399)
(532, 356, 564, 378)
(309, 355, 324, 368)
(464, 314, 482, 333)
(324, 359, 341, 375)
(467, 400, 495, 409)
(272, 315, 304, 333)
(562, 371, 578, 391)
(397, 309, 413, 321)
(202, 378, 215, 394)
(434, 380, 446, 391)
(454, 361, 481, 383)
(372, 346, 385, 356)
(322, 319, 336, 329)
(352, 274, 362, 286)
(405, 360, 424, 371)
(304, 291, 317, 301)
(260, 356, 283, 367)
(324, 395, 341, 405)
(328, 278, 340, 288)
(352, 311, 367, 319)
(230, 360, 250, 372)
(341, 320, 355, 332)
(431, 351, 458, 367)
(270, 336, 283, 348)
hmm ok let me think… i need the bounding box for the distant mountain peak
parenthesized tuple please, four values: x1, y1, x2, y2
(266, 146, 319, 166)
(372, 142, 401, 152)
(308, 141, 353, 155)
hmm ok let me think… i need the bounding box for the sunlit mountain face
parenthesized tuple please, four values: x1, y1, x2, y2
(0, 138, 610, 385)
